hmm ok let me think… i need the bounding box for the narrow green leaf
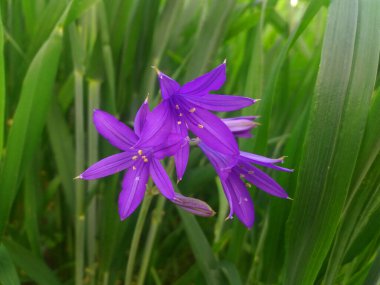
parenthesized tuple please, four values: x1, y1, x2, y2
(0, 27, 63, 236)
(0, 7, 5, 154)
(184, 0, 235, 79)
(0, 243, 20, 285)
(177, 208, 222, 285)
(47, 97, 75, 217)
(4, 240, 61, 285)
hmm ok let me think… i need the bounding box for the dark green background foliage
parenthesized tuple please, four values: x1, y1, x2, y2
(0, 0, 379, 284)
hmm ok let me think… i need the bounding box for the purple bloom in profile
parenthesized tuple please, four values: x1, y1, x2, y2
(222, 116, 258, 138)
(77, 100, 215, 219)
(153, 62, 258, 181)
(198, 142, 292, 228)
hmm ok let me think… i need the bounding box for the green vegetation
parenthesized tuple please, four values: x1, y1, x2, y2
(0, 0, 379, 284)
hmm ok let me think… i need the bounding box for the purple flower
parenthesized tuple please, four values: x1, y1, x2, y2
(222, 116, 258, 138)
(198, 142, 293, 228)
(77, 101, 215, 219)
(154, 62, 258, 181)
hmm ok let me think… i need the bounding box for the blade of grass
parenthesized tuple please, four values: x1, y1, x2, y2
(0, 243, 20, 285)
(0, 6, 5, 155)
(4, 239, 61, 285)
(324, 4, 380, 276)
(47, 97, 75, 217)
(284, 0, 378, 283)
(184, 0, 235, 79)
(177, 205, 223, 285)
(0, 26, 63, 237)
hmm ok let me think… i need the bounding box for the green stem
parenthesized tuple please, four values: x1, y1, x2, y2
(124, 192, 153, 285)
(137, 196, 166, 285)
(87, 79, 100, 284)
(74, 69, 85, 285)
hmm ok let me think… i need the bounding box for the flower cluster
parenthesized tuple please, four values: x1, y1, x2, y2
(77, 61, 292, 228)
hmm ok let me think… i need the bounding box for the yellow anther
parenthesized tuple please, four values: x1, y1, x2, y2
(198, 124, 204, 129)
(248, 170, 254, 174)
(177, 121, 182, 125)
(132, 166, 137, 170)
(143, 158, 148, 163)
(138, 150, 143, 155)
(179, 113, 183, 117)
(141, 155, 147, 159)
(240, 174, 245, 178)
(245, 183, 252, 188)
(189, 107, 196, 113)
(132, 155, 138, 160)
(175, 104, 180, 110)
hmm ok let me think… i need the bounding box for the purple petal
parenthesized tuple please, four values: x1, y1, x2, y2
(222, 116, 258, 138)
(93, 109, 138, 151)
(153, 133, 182, 159)
(185, 94, 256, 112)
(239, 151, 293, 172)
(181, 102, 239, 156)
(239, 163, 288, 198)
(221, 172, 255, 228)
(137, 101, 171, 148)
(118, 162, 149, 220)
(134, 99, 149, 136)
(172, 193, 215, 217)
(156, 70, 180, 99)
(174, 141, 189, 181)
(180, 62, 226, 96)
(198, 142, 236, 181)
(149, 159, 175, 199)
(79, 151, 134, 180)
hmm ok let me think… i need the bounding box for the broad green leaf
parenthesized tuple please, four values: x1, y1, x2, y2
(0, 243, 20, 285)
(285, 0, 380, 283)
(4, 240, 61, 285)
(0, 27, 63, 236)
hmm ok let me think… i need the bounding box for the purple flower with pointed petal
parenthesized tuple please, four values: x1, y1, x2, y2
(198, 142, 293, 228)
(222, 116, 258, 138)
(154, 62, 258, 181)
(77, 100, 215, 220)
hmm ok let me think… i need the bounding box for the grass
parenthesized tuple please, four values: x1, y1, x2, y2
(0, 0, 379, 284)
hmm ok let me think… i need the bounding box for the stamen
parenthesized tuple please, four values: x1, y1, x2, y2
(175, 104, 180, 110)
(179, 113, 183, 117)
(248, 170, 254, 174)
(132, 155, 138, 160)
(177, 121, 182, 125)
(245, 183, 252, 188)
(198, 124, 204, 129)
(240, 174, 245, 178)
(132, 166, 137, 170)
(138, 150, 143, 155)
(143, 158, 148, 163)
(141, 155, 147, 159)
(189, 107, 196, 113)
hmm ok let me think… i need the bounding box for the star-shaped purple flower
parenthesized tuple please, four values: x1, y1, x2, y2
(77, 101, 215, 219)
(198, 141, 293, 228)
(153, 62, 258, 181)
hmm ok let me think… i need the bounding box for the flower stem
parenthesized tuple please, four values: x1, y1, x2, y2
(124, 192, 153, 285)
(136, 195, 165, 285)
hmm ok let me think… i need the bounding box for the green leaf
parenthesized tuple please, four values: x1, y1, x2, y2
(285, 0, 380, 283)
(0, 243, 20, 285)
(0, 6, 5, 154)
(4, 240, 61, 285)
(177, 207, 223, 285)
(0, 27, 63, 236)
